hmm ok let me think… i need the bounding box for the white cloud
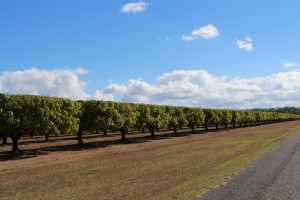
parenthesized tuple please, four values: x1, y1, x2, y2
(236, 36, 254, 51)
(103, 70, 300, 109)
(181, 35, 195, 41)
(121, 1, 149, 13)
(283, 62, 298, 67)
(93, 90, 114, 101)
(105, 84, 127, 94)
(104, 78, 159, 103)
(74, 68, 89, 75)
(0, 68, 90, 100)
(191, 25, 219, 39)
(182, 24, 219, 41)
(244, 36, 252, 42)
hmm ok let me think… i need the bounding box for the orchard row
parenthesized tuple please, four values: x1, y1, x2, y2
(1, 93, 299, 152)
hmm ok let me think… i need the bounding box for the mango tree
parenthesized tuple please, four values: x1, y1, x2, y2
(145, 105, 169, 137)
(77, 100, 97, 145)
(5, 95, 24, 152)
(246, 111, 256, 125)
(186, 108, 205, 132)
(135, 104, 148, 133)
(213, 109, 222, 130)
(203, 109, 220, 130)
(94, 101, 118, 136)
(167, 106, 187, 134)
(242, 111, 251, 126)
(58, 98, 80, 135)
(0, 93, 9, 144)
(254, 111, 263, 125)
(221, 109, 232, 128)
(44, 97, 62, 141)
(231, 110, 241, 128)
(114, 103, 138, 141)
(238, 111, 246, 126)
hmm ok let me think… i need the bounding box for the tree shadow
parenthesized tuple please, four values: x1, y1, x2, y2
(0, 129, 200, 161)
(15, 133, 117, 146)
(0, 123, 277, 162)
(0, 150, 48, 161)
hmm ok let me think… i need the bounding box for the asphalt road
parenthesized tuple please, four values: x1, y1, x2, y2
(199, 131, 300, 200)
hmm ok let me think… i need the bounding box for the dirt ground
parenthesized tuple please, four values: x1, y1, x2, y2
(1, 121, 300, 200)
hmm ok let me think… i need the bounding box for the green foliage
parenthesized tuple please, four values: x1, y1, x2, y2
(144, 105, 170, 136)
(231, 110, 242, 127)
(135, 104, 149, 132)
(1, 93, 300, 150)
(186, 108, 205, 132)
(167, 106, 187, 134)
(0, 94, 81, 150)
(114, 103, 138, 140)
(95, 101, 118, 134)
(221, 109, 233, 128)
(83, 100, 117, 134)
(203, 109, 220, 130)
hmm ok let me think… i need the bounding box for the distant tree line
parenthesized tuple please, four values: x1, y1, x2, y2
(250, 107, 300, 115)
(1, 93, 300, 153)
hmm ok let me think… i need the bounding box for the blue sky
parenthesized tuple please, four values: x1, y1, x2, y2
(1, 0, 300, 108)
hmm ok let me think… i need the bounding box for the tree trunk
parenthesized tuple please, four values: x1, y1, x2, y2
(174, 127, 177, 134)
(12, 138, 19, 153)
(191, 126, 195, 133)
(45, 133, 50, 142)
(10, 134, 21, 153)
(225, 124, 228, 129)
(103, 129, 107, 136)
(120, 130, 126, 141)
(96, 129, 99, 134)
(150, 129, 155, 137)
(232, 123, 235, 128)
(142, 128, 145, 133)
(204, 125, 208, 131)
(30, 132, 34, 138)
(77, 130, 83, 145)
(1, 134, 8, 145)
(215, 123, 219, 130)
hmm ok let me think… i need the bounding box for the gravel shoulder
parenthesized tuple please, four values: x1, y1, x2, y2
(199, 130, 300, 200)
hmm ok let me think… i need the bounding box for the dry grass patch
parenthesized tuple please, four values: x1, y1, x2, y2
(1, 121, 300, 200)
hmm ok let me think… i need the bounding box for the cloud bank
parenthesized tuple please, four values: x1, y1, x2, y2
(1, 68, 300, 109)
(103, 70, 300, 109)
(0, 68, 113, 101)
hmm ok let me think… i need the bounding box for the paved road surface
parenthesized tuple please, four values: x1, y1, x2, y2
(199, 131, 300, 200)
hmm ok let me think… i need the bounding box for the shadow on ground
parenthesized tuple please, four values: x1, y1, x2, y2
(0, 125, 256, 162)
